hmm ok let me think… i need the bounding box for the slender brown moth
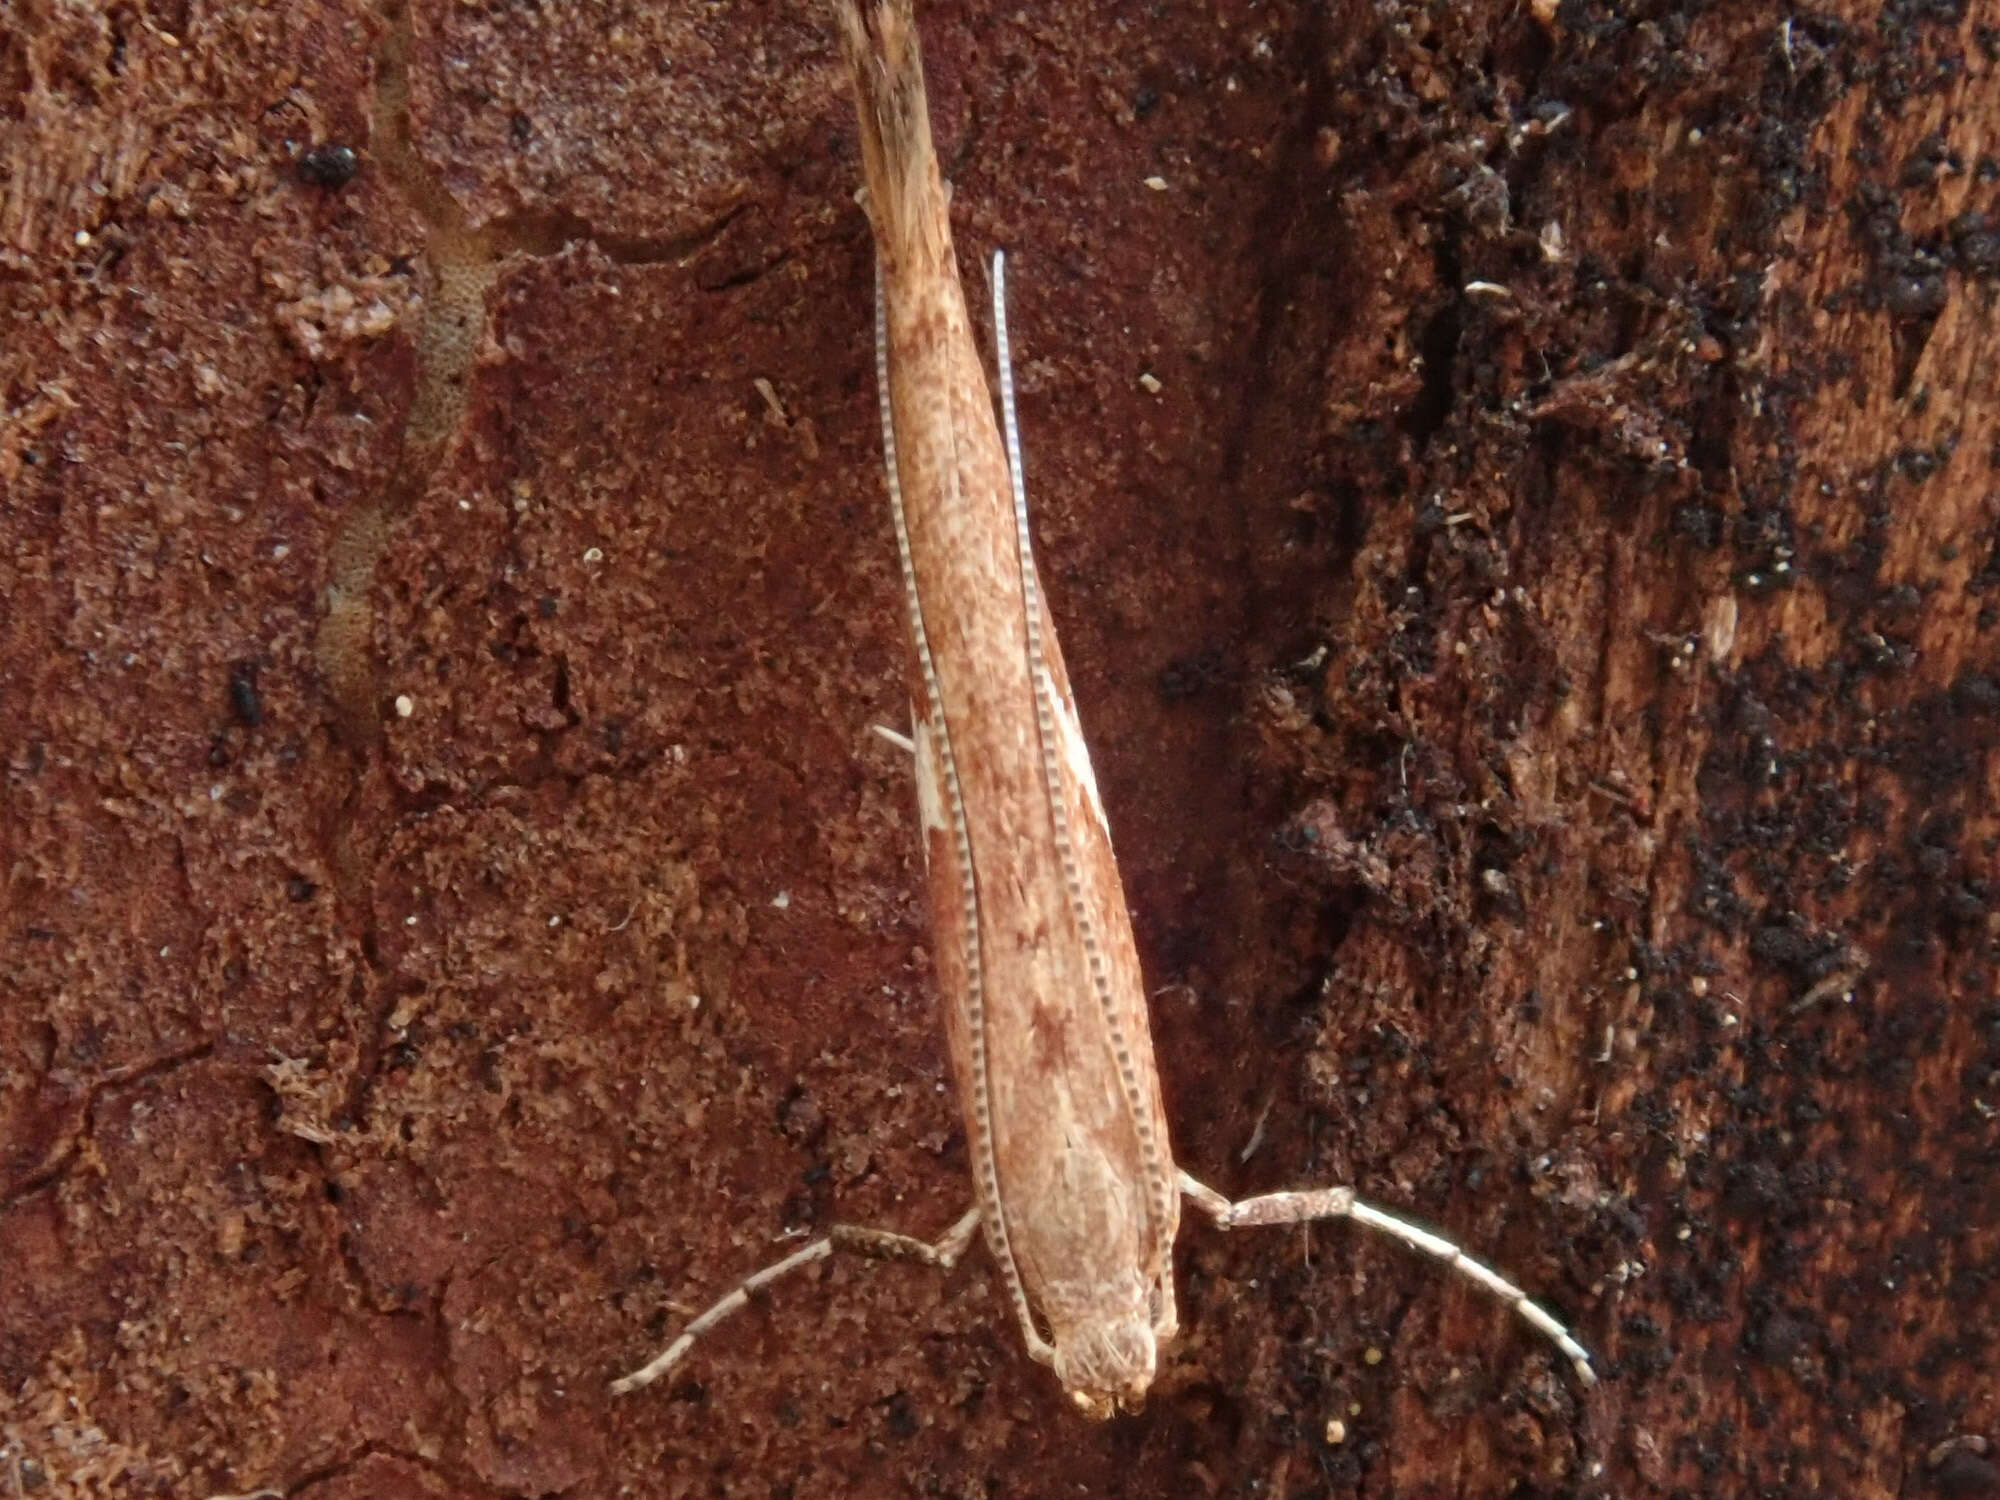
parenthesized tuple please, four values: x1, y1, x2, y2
(612, 0, 1594, 1417)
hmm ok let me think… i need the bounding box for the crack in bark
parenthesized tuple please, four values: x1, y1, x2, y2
(0, 1039, 215, 1212)
(308, 0, 762, 1014)
(202, 1439, 529, 1500)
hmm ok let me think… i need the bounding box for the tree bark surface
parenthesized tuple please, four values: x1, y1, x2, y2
(2, 1, 1994, 1497)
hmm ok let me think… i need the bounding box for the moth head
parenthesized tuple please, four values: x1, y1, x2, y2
(1050, 1313, 1157, 1420)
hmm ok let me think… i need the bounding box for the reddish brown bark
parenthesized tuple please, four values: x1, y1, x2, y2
(3, 1, 1994, 1497)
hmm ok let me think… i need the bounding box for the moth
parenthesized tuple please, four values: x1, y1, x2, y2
(613, 0, 1594, 1418)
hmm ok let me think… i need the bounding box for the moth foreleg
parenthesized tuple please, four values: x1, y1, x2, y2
(611, 1204, 982, 1395)
(870, 721, 917, 755)
(1178, 1170, 1596, 1387)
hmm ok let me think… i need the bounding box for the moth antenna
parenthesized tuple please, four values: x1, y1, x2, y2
(992, 251, 1028, 507)
(990, 249, 1179, 1277)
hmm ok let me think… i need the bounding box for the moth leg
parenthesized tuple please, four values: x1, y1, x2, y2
(611, 1204, 983, 1396)
(1148, 1267, 1180, 1348)
(870, 722, 917, 755)
(1178, 1170, 1596, 1387)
